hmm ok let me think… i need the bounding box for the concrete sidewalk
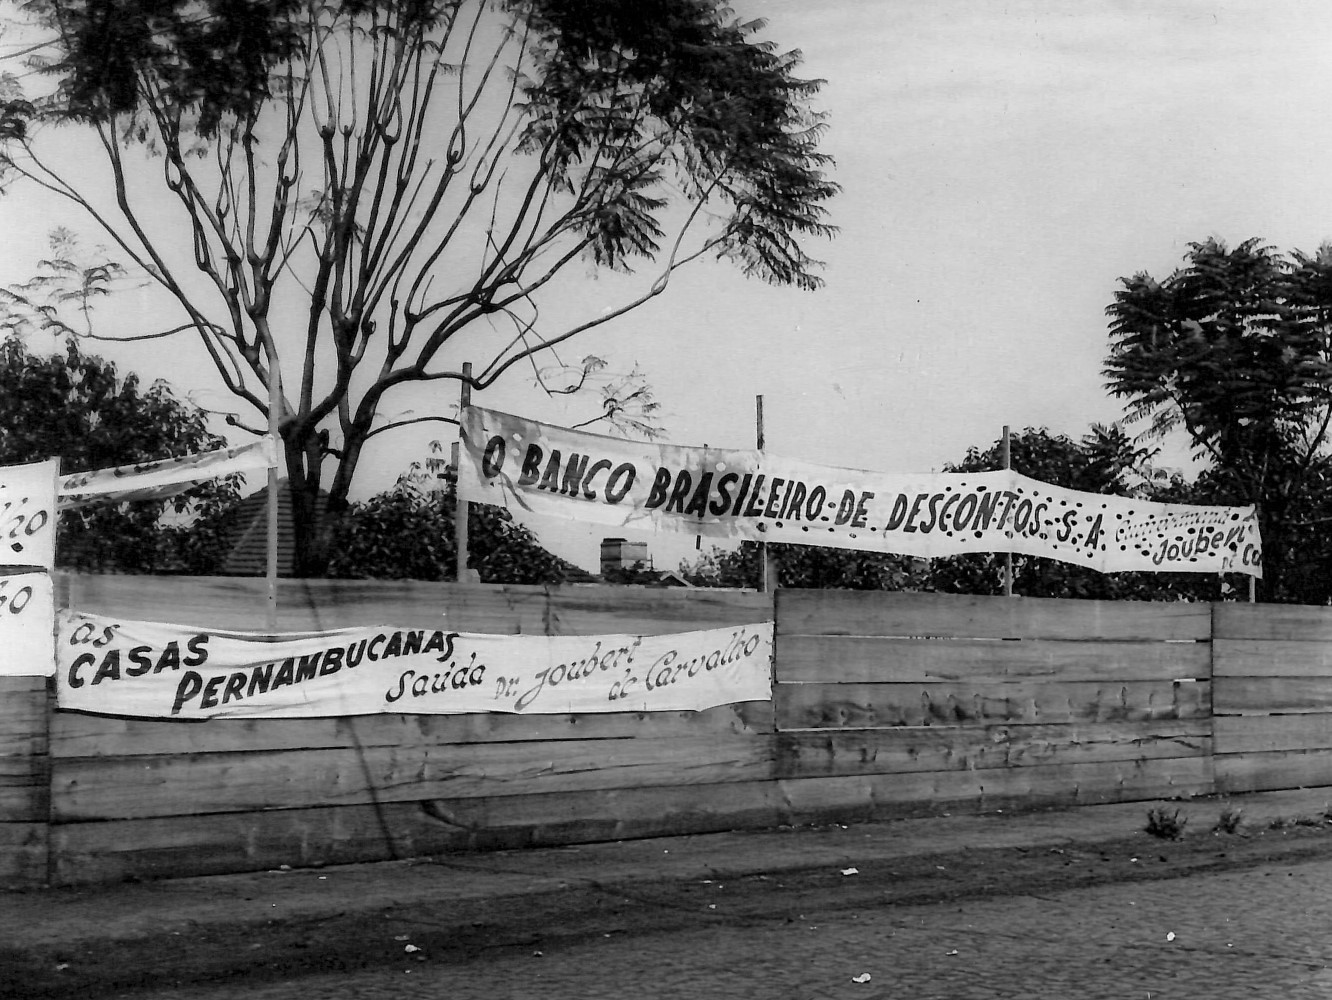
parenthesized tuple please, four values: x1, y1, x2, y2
(5, 788, 1332, 996)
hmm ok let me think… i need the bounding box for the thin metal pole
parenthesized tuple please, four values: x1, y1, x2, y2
(1248, 505, 1259, 602)
(1001, 425, 1013, 598)
(454, 362, 472, 584)
(265, 340, 281, 633)
(756, 395, 777, 592)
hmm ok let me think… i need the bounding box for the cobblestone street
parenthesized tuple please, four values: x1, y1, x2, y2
(107, 847, 1332, 1000)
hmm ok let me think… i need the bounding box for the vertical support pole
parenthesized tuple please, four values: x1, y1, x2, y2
(265, 338, 281, 633)
(1001, 425, 1013, 598)
(756, 395, 778, 593)
(454, 362, 472, 585)
(1248, 504, 1259, 603)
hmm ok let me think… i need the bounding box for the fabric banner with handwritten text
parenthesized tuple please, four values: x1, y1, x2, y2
(58, 438, 279, 509)
(0, 459, 59, 570)
(459, 406, 1263, 577)
(0, 572, 55, 676)
(55, 611, 773, 719)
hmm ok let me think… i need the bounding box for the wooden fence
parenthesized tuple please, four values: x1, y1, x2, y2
(772, 590, 1215, 820)
(0, 676, 46, 889)
(4, 580, 1332, 888)
(1213, 604, 1332, 794)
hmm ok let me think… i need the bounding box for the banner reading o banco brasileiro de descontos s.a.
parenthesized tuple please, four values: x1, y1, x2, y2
(459, 406, 1262, 578)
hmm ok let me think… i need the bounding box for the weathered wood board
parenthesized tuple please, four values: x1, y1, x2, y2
(50, 702, 775, 759)
(774, 680, 1210, 730)
(48, 781, 787, 884)
(0, 756, 48, 822)
(52, 733, 778, 821)
(1215, 749, 1332, 795)
(0, 677, 47, 826)
(777, 635, 1209, 684)
(1214, 677, 1332, 716)
(777, 721, 1210, 779)
(1214, 714, 1332, 755)
(0, 676, 48, 759)
(55, 575, 771, 636)
(541, 587, 772, 635)
(777, 590, 1211, 641)
(1214, 603, 1332, 643)
(777, 755, 1214, 824)
(0, 821, 47, 889)
(1214, 639, 1332, 678)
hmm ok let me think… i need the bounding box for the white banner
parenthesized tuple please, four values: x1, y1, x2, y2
(0, 572, 54, 676)
(460, 407, 1263, 577)
(0, 459, 58, 570)
(58, 438, 279, 509)
(55, 612, 773, 719)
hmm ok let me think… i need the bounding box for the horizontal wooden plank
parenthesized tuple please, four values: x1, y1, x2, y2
(0, 822, 48, 890)
(776, 634, 1209, 684)
(0, 678, 47, 758)
(56, 575, 770, 636)
(52, 734, 777, 821)
(1214, 714, 1332, 755)
(438, 583, 550, 633)
(46, 755, 1215, 885)
(50, 702, 774, 759)
(441, 584, 771, 636)
(1214, 602, 1332, 643)
(0, 729, 45, 761)
(0, 756, 49, 822)
(49, 782, 787, 884)
(59, 576, 531, 632)
(777, 755, 1214, 824)
(776, 589, 1211, 641)
(774, 680, 1210, 730)
(545, 587, 771, 635)
(1216, 749, 1332, 794)
(1214, 677, 1332, 715)
(57, 574, 351, 631)
(55, 575, 548, 632)
(1214, 639, 1332, 678)
(0, 675, 47, 697)
(777, 721, 1210, 779)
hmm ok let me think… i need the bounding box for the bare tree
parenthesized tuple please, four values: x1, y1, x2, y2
(0, 0, 838, 573)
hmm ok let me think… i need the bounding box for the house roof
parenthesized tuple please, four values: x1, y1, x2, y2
(220, 479, 328, 577)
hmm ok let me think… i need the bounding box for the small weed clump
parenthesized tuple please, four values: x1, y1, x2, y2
(1212, 806, 1243, 835)
(1145, 807, 1188, 841)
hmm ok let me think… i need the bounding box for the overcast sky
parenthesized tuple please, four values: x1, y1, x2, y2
(5, 1, 1332, 572)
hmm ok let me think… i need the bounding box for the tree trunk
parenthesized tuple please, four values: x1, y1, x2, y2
(283, 427, 364, 578)
(283, 433, 328, 578)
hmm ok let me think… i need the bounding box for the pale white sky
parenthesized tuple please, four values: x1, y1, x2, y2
(4, 1, 1332, 572)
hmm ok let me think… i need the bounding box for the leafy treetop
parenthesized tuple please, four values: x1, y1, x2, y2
(1, 0, 839, 575)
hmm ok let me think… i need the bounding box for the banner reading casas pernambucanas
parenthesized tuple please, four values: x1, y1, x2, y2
(459, 406, 1263, 577)
(56, 612, 772, 720)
